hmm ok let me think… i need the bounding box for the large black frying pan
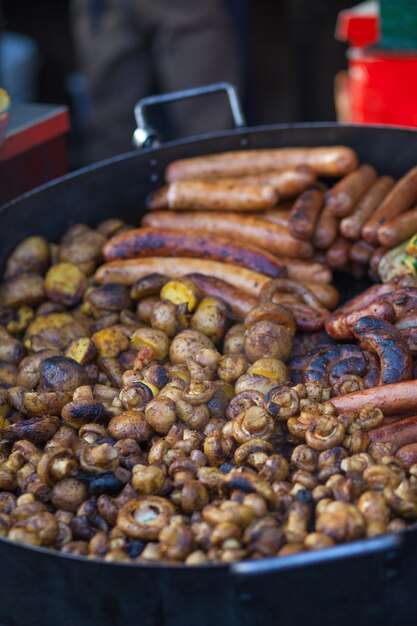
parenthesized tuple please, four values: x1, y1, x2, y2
(0, 119, 417, 626)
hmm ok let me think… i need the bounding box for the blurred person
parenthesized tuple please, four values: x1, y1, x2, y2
(71, 0, 241, 162)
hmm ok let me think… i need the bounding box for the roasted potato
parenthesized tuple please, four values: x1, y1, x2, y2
(5, 236, 50, 278)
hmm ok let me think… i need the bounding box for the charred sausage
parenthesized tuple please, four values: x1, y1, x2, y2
(103, 227, 286, 277)
(353, 316, 412, 384)
(185, 273, 257, 320)
(303, 344, 380, 390)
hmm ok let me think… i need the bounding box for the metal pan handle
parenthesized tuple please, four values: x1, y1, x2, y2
(133, 81, 246, 148)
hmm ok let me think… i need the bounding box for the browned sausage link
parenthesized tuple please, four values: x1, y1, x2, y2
(141, 211, 314, 259)
(260, 279, 330, 331)
(299, 282, 339, 309)
(263, 296, 326, 331)
(103, 228, 286, 277)
(185, 273, 257, 321)
(146, 185, 169, 210)
(362, 165, 417, 245)
(312, 208, 339, 250)
(325, 237, 351, 270)
(396, 442, 417, 468)
(377, 204, 417, 248)
(326, 298, 396, 340)
(353, 316, 412, 385)
(349, 240, 375, 265)
(370, 246, 389, 275)
(283, 260, 332, 284)
(267, 280, 338, 309)
(289, 188, 324, 240)
(258, 206, 292, 226)
(218, 166, 317, 197)
(340, 176, 396, 240)
(94, 258, 270, 296)
(369, 415, 417, 452)
(166, 181, 278, 212)
(395, 312, 417, 354)
(324, 280, 403, 339)
(325, 164, 378, 218)
(260, 278, 329, 316)
(165, 147, 359, 181)
(331, 382, 417, 416)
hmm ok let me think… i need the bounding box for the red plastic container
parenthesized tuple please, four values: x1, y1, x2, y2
(348, 48, 417, 127)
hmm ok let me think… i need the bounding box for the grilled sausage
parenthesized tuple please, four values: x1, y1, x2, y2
(331, 381, 417, 416)
(299, 281, 339, 309)
(325, 237, 351, 270)
(258, 207, 291, 226)
(312, 208, 339, 250)
(362, 166, 417, 245)
(227, 166, 317, 197)
(326, 299, 396, 340)
(353, 316, 412, 384)
(369, 415, 417, 451)
(146, 186, 169, 210)
(185, 273, 257, 320)
(325, 281, 402, 339)
(377, 204, 417, 247)
(165, 147, 359, 181)
(369, 246, 388, 281)
(259, 278, 330, 331)
(289, 188, 324, 240)
(103, 228, 286, 277)
(260, 278, 329, 316)
(166, 181, 278, 212)
(325, 164, 377, 217)
(283, 260, 332, 284)
(95, 258, 270, 296)
(396, 442, 417, 468)
(349, 240, 375, 265)
(340, 176, 396, 240)
(303, 344, 379, 389)
(141, 211, 314, 259)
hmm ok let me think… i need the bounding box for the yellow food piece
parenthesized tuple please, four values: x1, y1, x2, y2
(131, 328, 169, 361)
(248, 357, 289, 382)
(25, 312, 74, 338)
(160, 278, 200, 312)
(44, 262, 87, 306)
(65, 337, 96, 365)
(92, 327, 130, 358)
(141, 382, 159, 398)
(7, 306, 34, 335)
(406, 234, 417, 257)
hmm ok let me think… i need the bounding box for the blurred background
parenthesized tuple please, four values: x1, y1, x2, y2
(0, 0, 350, 168)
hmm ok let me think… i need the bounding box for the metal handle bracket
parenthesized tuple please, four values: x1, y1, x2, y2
(133, 81, 246, 149)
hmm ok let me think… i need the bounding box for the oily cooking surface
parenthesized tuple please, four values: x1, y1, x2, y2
(0, 143, 417, 566)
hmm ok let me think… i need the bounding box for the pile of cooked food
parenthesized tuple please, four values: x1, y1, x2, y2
(0, 146, 417, 565)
